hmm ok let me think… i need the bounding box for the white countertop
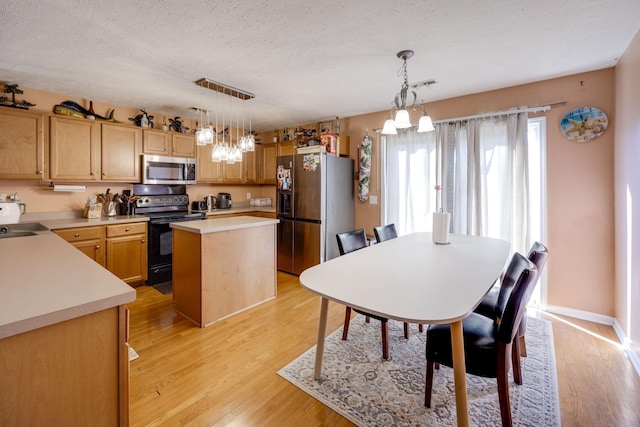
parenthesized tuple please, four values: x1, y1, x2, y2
(170, 216, 279, 234)
(37, 214, 149, 230)
(0, 233, 136, 339)
(196, 206, 276, 217)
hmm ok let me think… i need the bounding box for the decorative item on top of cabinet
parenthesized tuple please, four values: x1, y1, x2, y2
(0, 108, 47, 180)
(129, 109, 154, 128)
(168, 116, 189, 133)
(53, 100, 116, 122)
(0, 83, 35, 110)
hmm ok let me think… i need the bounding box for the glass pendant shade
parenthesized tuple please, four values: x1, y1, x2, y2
(417, 113, 435, 132)
(202, 125, 214, 144)
(246, 134, 255, 152)
(211, 144, 222, 162)
(196, 129, 207, 146)
(381, 110, 398, 135)
(394, 109, 412, 128)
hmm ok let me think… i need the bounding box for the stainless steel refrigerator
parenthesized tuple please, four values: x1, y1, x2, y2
(276, 152, 354, 275)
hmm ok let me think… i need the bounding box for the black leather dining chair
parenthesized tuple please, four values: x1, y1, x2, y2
(424, 252, 537, 427)
(373, 223, 423, 338)
(373, 223, 398, 243)
(337, 228, 410, 360)
(474, 242, 548, 372)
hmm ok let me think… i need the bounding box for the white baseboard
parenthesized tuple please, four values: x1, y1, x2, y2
(544, 304, 640, 377)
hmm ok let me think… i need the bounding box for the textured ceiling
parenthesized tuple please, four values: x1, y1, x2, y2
(1, 0, 639, 131)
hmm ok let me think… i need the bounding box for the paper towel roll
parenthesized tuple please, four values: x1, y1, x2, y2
(432, 212, 451, 244)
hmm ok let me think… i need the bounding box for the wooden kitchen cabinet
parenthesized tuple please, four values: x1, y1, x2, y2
(50, 117, 141, 182)
(197, 144, 223, 183)
(101, 123, 141, 182)
(143, 129, 196, 158)
(53, 226, 106, 267)
(277, 140, 296, 156)
(171, 133, 197, 158)
(54, 222, 147, 285)
(50, 116, 101, 181)
(0, 109, 47, 180)
(260, 142, 277, 184)
(196, 144, 248, 183)
(243, 148, 258, 184)
(106, 222, 148, 285)
(0, 306, 130, 426)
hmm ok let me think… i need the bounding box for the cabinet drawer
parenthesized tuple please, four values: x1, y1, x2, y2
(106, 222, 146, 237)
(54, 226, 104, 241)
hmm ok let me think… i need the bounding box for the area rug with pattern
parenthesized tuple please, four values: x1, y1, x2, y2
(278, 316, 560, 426)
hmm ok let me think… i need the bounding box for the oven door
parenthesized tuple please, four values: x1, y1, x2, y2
(147, 216, 203, 285)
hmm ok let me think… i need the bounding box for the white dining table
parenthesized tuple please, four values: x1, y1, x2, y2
(298, 232, 510, 427)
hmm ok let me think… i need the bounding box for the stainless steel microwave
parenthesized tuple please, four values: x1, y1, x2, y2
(141, 154, 197, 184)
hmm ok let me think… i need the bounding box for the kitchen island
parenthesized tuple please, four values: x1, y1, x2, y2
(171, 216, 279, 327)
(0, 233, 135, 425)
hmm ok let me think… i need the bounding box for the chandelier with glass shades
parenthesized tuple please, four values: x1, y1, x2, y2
(194, 78, 255, 164)
(381, 50, 435, 135)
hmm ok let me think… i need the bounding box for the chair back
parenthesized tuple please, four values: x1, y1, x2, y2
(496, 253, 537, 344)
(373, 224, 398, 243)
(336, 229, 368, 256)
(527, 241, 548, 277)
(493, 242, 548, 321)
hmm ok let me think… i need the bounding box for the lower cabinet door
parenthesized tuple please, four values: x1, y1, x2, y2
(106, 235, 147, 284)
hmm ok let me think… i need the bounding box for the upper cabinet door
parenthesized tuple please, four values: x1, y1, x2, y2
(50, 116, 101, 181)
(0, 109, 46, 180)
(142, 129, 171, 156)
(101, 123, 141, 182)
(171, 133, 196, 158)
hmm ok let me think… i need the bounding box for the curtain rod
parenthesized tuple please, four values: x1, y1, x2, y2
(433, 102, 564, 124)
(375, 101, 566, 133)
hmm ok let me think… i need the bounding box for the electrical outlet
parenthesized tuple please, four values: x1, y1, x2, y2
(369, 195, 378, 205)
(246, 192, 252, 200)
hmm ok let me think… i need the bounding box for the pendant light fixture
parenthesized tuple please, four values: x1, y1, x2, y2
(381, 50, 434, 134)
(195, 78, 255, 162)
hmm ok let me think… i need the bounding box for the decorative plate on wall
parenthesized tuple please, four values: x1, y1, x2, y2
(560, 106, 608, 142)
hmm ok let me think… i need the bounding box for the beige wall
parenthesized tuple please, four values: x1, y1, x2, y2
(0, 86, 273, 212)
(1, 68, 621, 323)
(341, 69, 616, 317)
(614, 29, 640, 362)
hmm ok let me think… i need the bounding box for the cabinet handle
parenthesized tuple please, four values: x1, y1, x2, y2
(36, 170, 43, 174)
(90, 172, 96, 175)
(125, 227, 130, 232)
(95, 245, 100, 249)
(102, 172, 107, 176)
(75, 233, 80, 237)
(141, 239, 145, 243)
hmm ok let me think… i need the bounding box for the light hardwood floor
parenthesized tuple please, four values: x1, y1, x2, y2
(128, 272, 640, 426)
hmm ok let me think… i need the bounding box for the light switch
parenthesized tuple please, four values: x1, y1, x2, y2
(370, 195, 378, 205)
(247, 192, 252, 200)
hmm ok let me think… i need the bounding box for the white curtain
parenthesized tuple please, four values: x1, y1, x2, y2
(383, 111, 531, 254)
(382, 129, 436, 236)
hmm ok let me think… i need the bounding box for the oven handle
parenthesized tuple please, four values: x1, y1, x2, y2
(149, 217, 205, 225)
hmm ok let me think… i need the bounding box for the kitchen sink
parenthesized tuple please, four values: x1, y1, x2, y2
(0, 222, 49, 238)
(0, 230, 37, 239)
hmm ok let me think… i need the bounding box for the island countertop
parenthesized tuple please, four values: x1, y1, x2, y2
(0, 233, 136, 339)
(170, 215, 279, 234)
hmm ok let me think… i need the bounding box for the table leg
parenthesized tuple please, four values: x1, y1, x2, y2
(313, 297, 329, 380)
(450, 320, 469, 427)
